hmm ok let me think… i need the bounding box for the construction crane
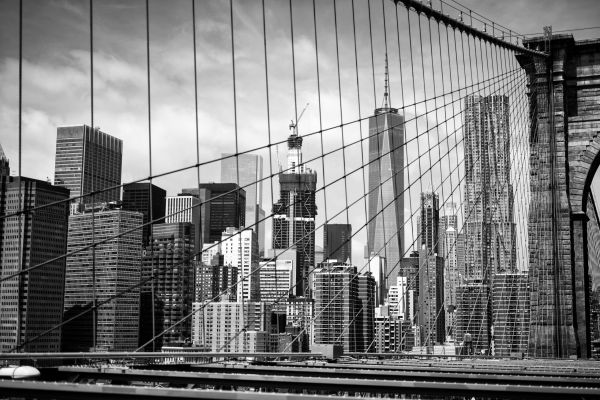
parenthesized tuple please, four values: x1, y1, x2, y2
(289, 102, 310, 134)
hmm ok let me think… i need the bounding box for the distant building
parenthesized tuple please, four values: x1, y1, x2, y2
(221, 153, 265, 254)
(0, 171, 70, 352)
(313, 261, 374, 352)
(259, 259, 293, 313)
(418, 193, 444, 345)
(285, 297, 313, 351)
(272, 125, 317, 297)
(399, 251, 419, 325)
(192, 183, 246, 244)
(165, 194, 201, 255)
(191, 301, 271, 352)
(221, 227, 259, 302)
(63, 205, 142, 351)
(195, 254, 238, 303)
(54, 125, 122, 211)
(140, 223, 195, 349)
(324, 223, 352, 263)
(366, 62, 405, 294)
(122, 182, 166, 245)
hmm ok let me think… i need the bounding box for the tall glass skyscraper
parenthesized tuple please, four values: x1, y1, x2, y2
(366, 70, 405, 294)
(54, 125, 122, 211)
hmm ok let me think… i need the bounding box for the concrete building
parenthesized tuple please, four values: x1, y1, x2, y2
(221, 227, 259, 302)
(54, 125, 122, 212)
(221, 153, 265, 255)
(165, 194, 201, 255)
(324, 223, 352, 263)
(272, 126, 317, 297)
(0, 167, 70, 352)
(63, 205, 142, 351)
(140, 223, 195, 349)
(122, 182, 166, 245)
(191, 301, 271, 352)
(259, 258, 293, 313)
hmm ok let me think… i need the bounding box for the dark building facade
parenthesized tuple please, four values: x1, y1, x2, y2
(54, 125, 122, 210)
(324, 223, 352, 263)
(0, 171, 70, 352)
(189, 184, 245, 245)
(272, 130, 317, 297)
(122, 182, 166, 245)
(140, 223, 195, 349)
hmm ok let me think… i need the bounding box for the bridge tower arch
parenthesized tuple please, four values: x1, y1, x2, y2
(519, 34, 600, 358)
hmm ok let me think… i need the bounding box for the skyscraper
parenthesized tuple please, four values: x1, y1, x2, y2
(272, 126, 317, 297)
(140, 223, 195, 349)
(63, 205, 142, 351)
(259, 259, 293, 312)
(221, 227, 259, 302)
(418, 192, 445, 345)
(491, 272, 530, 357)
(459, 94, 515, 353)
(54, 125, 122, 211)
(463, 95, 515, 278)
(0, 170, 70, 352)
(367, 59, 404, 294)
(324, 223, 352, 263)
(165, 194, 201, 255)
(193, 183, 246, 245)
(122, 182, 166, 245)
(221, 154, 265, 254)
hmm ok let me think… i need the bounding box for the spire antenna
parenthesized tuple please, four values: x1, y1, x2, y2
(383, 53, 390, 109)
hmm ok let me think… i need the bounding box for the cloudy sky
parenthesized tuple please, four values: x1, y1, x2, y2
(1, 0, 599, 267)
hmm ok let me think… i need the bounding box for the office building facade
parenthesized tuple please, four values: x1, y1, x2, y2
(0, 172, 70, 352)
(63, 206, 142, 351)
(221, 153, 265, 254)
(194, 183, 246, 245)
(221, 227, 259, 302)
(140, 223, 195, 349)
(165, 194, 201, 255)
(324, 223, 352, 263)
(54, 125, 122, 210)
(366, 81, 405, 294)
(122, 182, 166, 245)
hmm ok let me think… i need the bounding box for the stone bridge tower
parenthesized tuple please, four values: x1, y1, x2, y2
(519, 34, 600, 358)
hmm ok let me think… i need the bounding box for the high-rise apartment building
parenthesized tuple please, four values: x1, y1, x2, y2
(272, 126, 317, 297)
(54, 125, 122, 211)
(221, 154, 265, 254)
(191, 183, 245, 245)
(463, 95, 515, 278)
(366, 62, 404, 295)
(324, 223, 352, 263)
(221, 227, 259, 302)
(122, 182, 166, 245)
(140, 223, 195, 349)
(63, 205, 142, 351)
(460, 94, 516, 353)
(0, 167, 70, 352)
(165, 194, 201, 255)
